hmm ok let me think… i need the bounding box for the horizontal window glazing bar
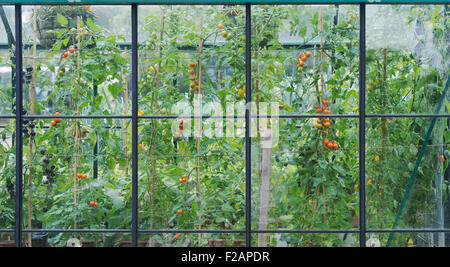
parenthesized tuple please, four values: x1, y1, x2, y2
(0, 1, 447, 5)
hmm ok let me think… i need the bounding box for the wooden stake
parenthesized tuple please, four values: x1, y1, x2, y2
(319, 7, 327, 225)
(26, 8, 38, 247)
(254, 50, 262, 188)
(122, 48, 129, 174)
(258, 129, 272, 247)
(148, 7, 165, 247)
(73, 17, 82, 231)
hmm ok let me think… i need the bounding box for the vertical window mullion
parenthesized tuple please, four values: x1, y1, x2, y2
(14, 3, 23, 248)
(131, 3, 139, 247)
(245, 3, 252, 247)
(359, 3, 366, 247)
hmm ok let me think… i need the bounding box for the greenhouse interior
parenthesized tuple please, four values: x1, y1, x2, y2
(0, 0, 448, 247)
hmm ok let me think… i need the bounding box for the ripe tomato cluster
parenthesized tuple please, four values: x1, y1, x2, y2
(314, 100, 339, 150)
(188, 62, 200, 94)
(51, 112, 61, 127)
(297, 51, 311, 68)
(89, 201, 99, 207)
(77, 173, 88, 179)
(324, 139, 338, 150)
(174, 174, 189, 239)
(178, 175, 188, 183)
(61, 47, 75, 60)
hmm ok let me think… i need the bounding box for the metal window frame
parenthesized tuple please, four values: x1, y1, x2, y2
(0, 1, 447, 247)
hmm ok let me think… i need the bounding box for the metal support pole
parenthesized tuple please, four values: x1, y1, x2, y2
(359, 3, 366, 247)
(0, 6, 15, 113)
(131, 3, 139, 247)
(245, 3, 252, 247)
(14, 4, 23, 247)
(93, 85, 98, 180)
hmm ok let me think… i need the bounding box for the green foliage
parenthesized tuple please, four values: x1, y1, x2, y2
(0, 4, 448, 247)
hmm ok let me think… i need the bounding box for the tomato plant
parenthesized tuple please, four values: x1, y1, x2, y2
(0, 4, 448, 247)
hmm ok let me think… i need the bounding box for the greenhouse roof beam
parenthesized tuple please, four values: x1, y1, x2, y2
(0, 1, 447, 5)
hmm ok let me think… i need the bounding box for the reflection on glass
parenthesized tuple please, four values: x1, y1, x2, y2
(22, 233, 132, 247)
(138, 5, 245, 116)
(22, 5, 131, 116)
(366, 5, 449, 114)
(0, 5, 15, 116)
(253, 233, 359, 247)
(366, 117, 449, 232)
(0, 119, 15, 230)
(137, 5, 246, 232)
(252, 118, 359, 236)
(21, 118, 131, 242)
(138, 119, 245, 231)
(140, 233, 245, 247)
(367, 232, 449, 247)
(252, 5, 359, 115)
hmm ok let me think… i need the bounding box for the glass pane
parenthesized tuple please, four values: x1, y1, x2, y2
(252, 5, 360, 115)
(138, 118, 245, 230)
(22, 5, 131, 116)
(252, 118, 359, 233)
(253, 233, 359, 247)
(366, 117, 449, 230)
(366, 5, 449, 114)
(138, 5, 245, 116)
(22, 232, 131, 247)
(0, 232, 14, 247)
(139, 233, 245, 247)
(21, 118, 131, 236)
(367, 232, 449, 247)
(0, 118, 15, 230)
(0, 5, 15, 116)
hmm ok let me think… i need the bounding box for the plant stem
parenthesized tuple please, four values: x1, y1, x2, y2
(149, 7, 165, 246)
(123, 48, 129, 175)
(320, 7, 327, 225)
(196, 13, 204, 246)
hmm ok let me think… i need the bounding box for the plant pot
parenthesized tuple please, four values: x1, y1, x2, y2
(0, 241, 15, 247)
(81, 241, 95, 247)
(207, 239, 245, 247)
(32, 233, 48, 247)
(119, 240, 148, 247)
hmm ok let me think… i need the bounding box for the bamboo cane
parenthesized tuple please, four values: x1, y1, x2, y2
(73, 17, 81, 231)
(26, 8, 37, 247)
(148, 8, 165, 247)
(123, 47, 129, 174)
(319, 7, 327, 225)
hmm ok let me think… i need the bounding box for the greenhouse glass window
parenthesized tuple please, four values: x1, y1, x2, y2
(0, 1, 448, 248)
